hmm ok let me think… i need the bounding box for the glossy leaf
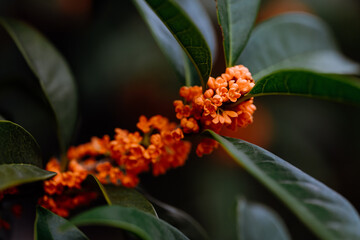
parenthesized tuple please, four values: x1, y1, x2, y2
(68, 205, 189, 240)
(86, 175, 157, 216)
(237, 13, 360, 80)
(237, 198, 291, 240)
(207, 130, 360, 240)
(104, 185, 157, 216)
(0, 120, 42, 167)
(0, 164, 55, 191)
(35, 206, 88, 240)
(217, 0, 260, 67)
(147, 195, 208, 240)
(0, 18, 78, 152)
(133, 0, 215, 86)
(142, 0, 212, 87)
(241, 70, 360, 105)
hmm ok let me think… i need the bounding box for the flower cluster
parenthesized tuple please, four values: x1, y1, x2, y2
(40, 115, 191, 217)
(39, 158, 97, 217)
(174, 65, 256, 156)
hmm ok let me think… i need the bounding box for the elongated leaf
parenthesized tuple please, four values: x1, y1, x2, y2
(0, 164, 55, 191)
(217, 0, 260, 67)
(146, 195, 208, 240)
(237, 198, 291, 240)
(143, 0, 212, 87)
(86, 175, 157, 216)
(0, 120, 42, 166)
(35, 206, 88, 240)
(237, 13, 360, 80)
(206, 130, 360, 240)
(241, 70, 360, 105)
(67, 205, 189, 240)
(104, 185, 157, 217)
(0, 18, 78, 152)
(133, 0, 215, 86)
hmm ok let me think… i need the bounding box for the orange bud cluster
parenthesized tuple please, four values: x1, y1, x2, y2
(40, 158, 96, 217)
(41, 115, 191, 217)
(174, 65, 256, 157)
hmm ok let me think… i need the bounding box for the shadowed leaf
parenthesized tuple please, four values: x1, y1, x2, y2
(207, 130, 360, 240)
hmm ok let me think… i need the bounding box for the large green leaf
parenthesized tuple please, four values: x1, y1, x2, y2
(0, 18, 78, 152)
(240, 70, 360, 105)
(0, 120, 42, 166)
(142, 0, 212, 87)
(35, 206, 88, 240)
(67, 205, 189, 240)
(86, 174, 157, 216)
(133, 0, 215, 86)
(206, 130, 360, 240)
(237, 13, 360, 80)
(217, 0, 260, 67)
(237, 198, 291, 240)
(0, 164, 55, 191)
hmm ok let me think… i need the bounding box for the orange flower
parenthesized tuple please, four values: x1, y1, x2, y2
(196, 138, 219, 157)
(137, 115, 152, 133)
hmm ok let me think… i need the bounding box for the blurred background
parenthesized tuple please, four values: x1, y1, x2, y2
(0, 0, 360, 239)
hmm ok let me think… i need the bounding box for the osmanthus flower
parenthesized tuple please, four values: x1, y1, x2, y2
(174, 65, 256, 157)
(39, 158, 97, 217)
(39, 115, 191, 217)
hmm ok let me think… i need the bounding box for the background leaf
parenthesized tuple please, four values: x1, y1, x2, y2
(0, 120, 42, 166)
(237, 13, 360, 80)
(0, 164, 55, 191)
(217, 0, 260, 67)
(242, 70, 360, 105)
(0, 18, 78, 152)
(68, 205, 189, 240)
(207, 130, 360, 240)
(133, 0, 215, 86)
(237, 198, 291, 240)
(35, 206, 88, 240)
(142, 0, 212, 87)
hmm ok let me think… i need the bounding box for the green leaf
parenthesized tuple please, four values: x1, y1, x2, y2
(237, 198, 291, 240)
(133, 0, 215, 86)
(86, 174, 157, 216)
(217, 0, 260, 67)
(242, 70, 360, 105)
(0, 18, 78, 152)
(35, 206, 89, 240)
(68, 205, 189, 240)
(104, 185, 157, 217)
(142, 0, 212, 88)
(0, 164, 56, 191)
(237, 13, 360, 80)
(0, 120, 42, 167)
(206, 130, 360, 240)
(147, 195, 209, 240)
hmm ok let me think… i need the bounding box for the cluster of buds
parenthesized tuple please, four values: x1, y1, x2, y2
(174, 65, 256, 156)
(40, 115, 190, 217)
